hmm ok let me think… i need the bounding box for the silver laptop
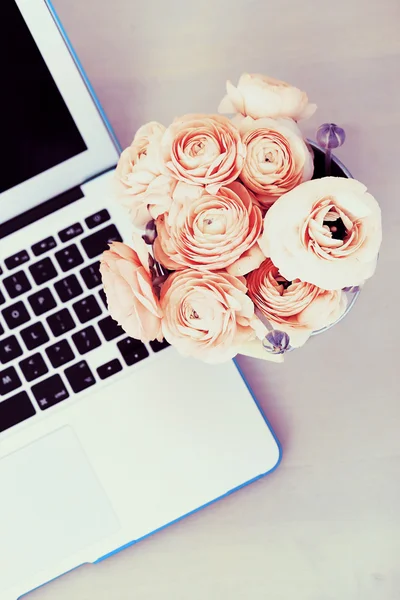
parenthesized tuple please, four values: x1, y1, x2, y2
(0, 1, 281, 598)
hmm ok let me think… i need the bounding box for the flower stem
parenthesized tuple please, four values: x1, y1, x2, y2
(325, 148, 332, 176)
(255, 308, 273, 331)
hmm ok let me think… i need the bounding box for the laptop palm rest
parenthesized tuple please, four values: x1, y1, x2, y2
(0, 427, 119, 591)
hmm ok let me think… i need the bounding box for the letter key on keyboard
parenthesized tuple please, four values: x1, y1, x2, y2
(20, 322, 49, 351)
(2, 301, 30, 329)
(0, 335, 23, 364)
(0, 366, 22, 396)
(28, 288, 57, 316)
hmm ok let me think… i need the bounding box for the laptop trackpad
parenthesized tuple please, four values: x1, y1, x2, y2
(0, 427, 120, 591)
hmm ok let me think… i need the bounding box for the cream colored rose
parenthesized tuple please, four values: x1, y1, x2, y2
(218, 73, 317, 121)
(130, 121, 165, 159)
(100, 238, 163, 343)
(247, 259, 347, 347)
(160, 114, 245, 194)
(160, 270, 258, 362)
(153, 182, 264, 275)
(238, 116, 313, 208)
(115, 121, 174, 227)
(259, 177, 382, 290)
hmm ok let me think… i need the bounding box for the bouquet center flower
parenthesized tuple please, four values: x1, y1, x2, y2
(197, 209, 228, 235)
(302, 196, 363, 261)
(275, 274, 292, 292)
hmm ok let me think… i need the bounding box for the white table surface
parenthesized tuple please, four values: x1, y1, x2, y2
(28, 1, 400, 598)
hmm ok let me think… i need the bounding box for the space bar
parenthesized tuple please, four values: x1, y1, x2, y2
(0, 392, 36, 433)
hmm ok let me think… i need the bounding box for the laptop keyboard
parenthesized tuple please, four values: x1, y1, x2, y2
(0, 209, 170, 435)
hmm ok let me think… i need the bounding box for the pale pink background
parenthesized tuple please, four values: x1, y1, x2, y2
(29, 1, 400, 598)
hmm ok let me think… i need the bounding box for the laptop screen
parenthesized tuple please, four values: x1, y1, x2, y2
(0, 0, 87, 194)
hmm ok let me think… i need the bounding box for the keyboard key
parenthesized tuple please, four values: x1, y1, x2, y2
(32, 236, 57, 256)
(4, 250, 30, 270)
(73, 295, 102, 324)
(59, 222, 83, 243)
(97, 358, 122, 380)
(99, 288, 107, 308)
(46, 308, 75, 337)
(28, 288, 57, 316)
(2, 301, 30, 329)
(20, 322, 49, 351)
(117, 337, 149, 366)
(80, 262, 102, 289)
(19, 353, 49, 382)
(98, 316, 124, 341)
(29, 257, 58, 285)
(0, 288, 5, 305)
(45, 339, 75, 368)
(150, 339, 170, 353)
(0, 321, 3, 337)
(0, 335, 23, 364)
(0, 366, 22, 396)
(81, 225, 122, 259)
(0, 391, 36, 433)
(55, 244, 84, 272)
(65, 360, 96, 393)
(31, 374, 69, 410)
(54, 274, 83, 302)
(72, 326, 101, 355)
(85, 209, 110, 230)
(3, 271, 32, 299)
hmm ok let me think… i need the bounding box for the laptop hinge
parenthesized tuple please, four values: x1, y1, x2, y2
(0, 185, 84, 240)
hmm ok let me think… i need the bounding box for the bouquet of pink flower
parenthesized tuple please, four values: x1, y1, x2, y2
(100, 73, 382, 363)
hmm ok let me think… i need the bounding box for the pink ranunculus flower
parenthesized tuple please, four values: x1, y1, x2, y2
(238, 116, 314, 208)
(100, 238, 163, 343)
(159, 114, 246, 194)
(153, 182, 264, 275)
(114, 121, 174, 227)
(247, 259, 347, 347)
(218, 73, 317, 121)
(160, 269, 258, 363)
(259, 177, 382, 290)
